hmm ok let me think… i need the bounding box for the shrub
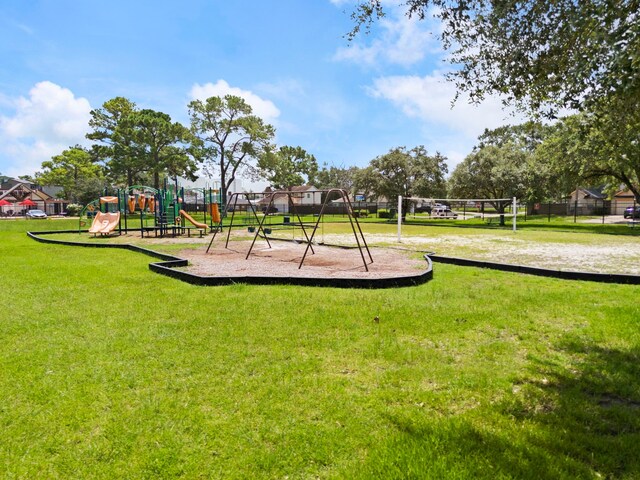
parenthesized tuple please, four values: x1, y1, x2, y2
(65, 204, 82, 216)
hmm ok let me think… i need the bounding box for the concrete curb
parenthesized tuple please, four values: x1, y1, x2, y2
(428, 254, 640, 285)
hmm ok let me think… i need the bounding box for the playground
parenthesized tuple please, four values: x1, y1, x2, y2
(64, 187, 437, 286)
(80, 182, 221, 238)
(30, 186, 636, 288)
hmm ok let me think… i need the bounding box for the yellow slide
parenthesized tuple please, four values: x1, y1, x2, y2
(88, 212, 121, 235)
(179, 210, 208, 230)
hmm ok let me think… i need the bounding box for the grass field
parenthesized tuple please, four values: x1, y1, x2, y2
(2, 218, 640, 479)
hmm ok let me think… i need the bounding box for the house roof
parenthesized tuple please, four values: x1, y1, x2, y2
(614, 189, 635, 198)
(290, 185, 317, 192)
(0, 180, 53, 202)
(580, 186, 607, 199)
(567, 186, 606, 199)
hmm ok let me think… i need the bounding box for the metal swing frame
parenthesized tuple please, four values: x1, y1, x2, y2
(206, 188, 373, 271)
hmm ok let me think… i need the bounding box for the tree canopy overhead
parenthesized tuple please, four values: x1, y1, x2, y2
(536, 109, 640, 201)
(350, 0, 640, 115)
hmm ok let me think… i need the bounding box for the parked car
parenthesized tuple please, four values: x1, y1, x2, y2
(624, 206, 640, 219)
(414, 203, 432, 214)
(432, 205, 458, 218)
(26, 209, 47, 219)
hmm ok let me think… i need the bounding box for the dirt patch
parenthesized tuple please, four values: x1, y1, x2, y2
(93, 230, 640, 276)
(321, 233, 640, 275)
(176, 239, 428, 280)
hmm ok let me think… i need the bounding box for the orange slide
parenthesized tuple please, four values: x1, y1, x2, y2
(88, 212, 121, 235)
(179, 210, 208, 230)
(209, 203, 221, 223)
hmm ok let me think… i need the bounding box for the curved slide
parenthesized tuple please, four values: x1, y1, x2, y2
(88, 212, 121, 235)
(179, 210, 208, 230)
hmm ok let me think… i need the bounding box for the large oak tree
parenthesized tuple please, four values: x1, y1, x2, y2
(355, 146, 448, 202)
(257, 145, 318, 190)
(350, 0, 639, 115)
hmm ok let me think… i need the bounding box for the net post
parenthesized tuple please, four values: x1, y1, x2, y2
(397, 195, 402, 243)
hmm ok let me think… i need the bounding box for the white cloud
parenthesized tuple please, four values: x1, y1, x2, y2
(367, 72, 527, 173)
(368, 72, 523, 139)
(189, 80, 280, 123)
(0, 81, 92, 176)
(333, 8, 439, 67)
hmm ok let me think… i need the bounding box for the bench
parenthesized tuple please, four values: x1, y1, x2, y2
(182, 226, 207, 237)
(141, 225, 180, 237)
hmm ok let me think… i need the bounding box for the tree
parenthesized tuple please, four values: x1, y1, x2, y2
(536, 109, 640, 202)
(350, 1, 640, 208)
(86, 97, 144, 186)
(475, 122, 566, 203)
(258, 145, 318, 189)
(448, 143, 528, 220)
(349, 1, 640, 116)
(122, 109, 198, 190)
(188, 95, 275, 206)
(409, 146, 448, 198)
(352, 166, 379, 202)
(36, 146, 105, 204)
(477, 121, 552, 152)
(355, 146, 448, 207)
(315, 164, 360, 191)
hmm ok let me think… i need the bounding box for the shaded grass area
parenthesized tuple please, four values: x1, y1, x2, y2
(2, 219, 640, 478)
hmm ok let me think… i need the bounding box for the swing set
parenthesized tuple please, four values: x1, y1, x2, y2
(206, 188, 373, 271)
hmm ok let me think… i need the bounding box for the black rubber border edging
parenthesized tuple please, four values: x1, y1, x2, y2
(27, 230, 433, 289)
(428, 254, 640, 285)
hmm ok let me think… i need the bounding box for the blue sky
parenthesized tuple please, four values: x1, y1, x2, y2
(0, 0, 520, 186)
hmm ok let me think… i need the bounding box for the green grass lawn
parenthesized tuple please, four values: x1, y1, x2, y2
(2, 219, 640, 478)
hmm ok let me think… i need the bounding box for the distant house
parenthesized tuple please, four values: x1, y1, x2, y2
(567, 186, 609, 215)
(257, 185, 322, 213)
(0, 178, 68, 216)
(611, 189, 637, 215)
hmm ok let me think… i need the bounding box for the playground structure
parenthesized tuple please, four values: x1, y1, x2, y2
(206, 188, 373, 271)
(86, 196, 120, 236)
(79, 180, 222, 238)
